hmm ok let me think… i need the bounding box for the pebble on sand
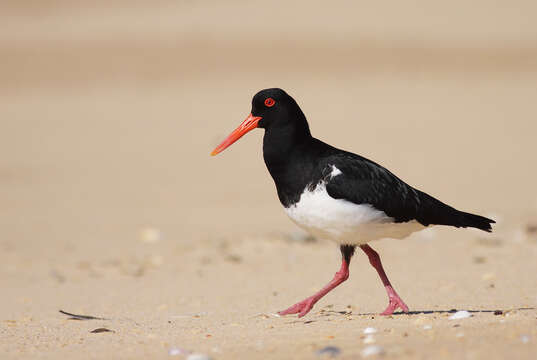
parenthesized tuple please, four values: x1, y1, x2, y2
(90, 328, 114, 333)
(315, 346, 341, 357)
(449, 310, 472, 320)
(363, 327, 378, 334)
(361, 345, 385, 357)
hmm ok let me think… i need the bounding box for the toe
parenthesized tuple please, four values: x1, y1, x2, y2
(399, 303, 410, 313)
(279, 301, 305, 316)
(278, 306, 299, 316)
(279, 299, 315, 317)
(380, 306, 396, 315)
(297, 302, 314, 318)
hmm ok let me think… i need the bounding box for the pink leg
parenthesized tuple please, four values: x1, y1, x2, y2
(278, 257, 350, 318)
(360, 244, 409, 315)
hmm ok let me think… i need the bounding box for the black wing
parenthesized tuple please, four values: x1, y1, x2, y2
(323, 153, 494, 231)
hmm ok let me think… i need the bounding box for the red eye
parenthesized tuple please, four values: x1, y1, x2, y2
(264, 98, 275, 107)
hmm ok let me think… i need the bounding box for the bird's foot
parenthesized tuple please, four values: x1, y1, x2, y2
(278, 297, 316, 318)
(380, 286, 409, 315)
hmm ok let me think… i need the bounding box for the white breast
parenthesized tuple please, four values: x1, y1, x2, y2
(284, 166, 424, 245)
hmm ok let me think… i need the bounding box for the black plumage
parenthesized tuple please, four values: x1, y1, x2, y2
(211, 87, 495, 317)
(255, 88, 494, 232)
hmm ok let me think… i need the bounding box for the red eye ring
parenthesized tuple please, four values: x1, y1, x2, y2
(264, 98, 275, 107)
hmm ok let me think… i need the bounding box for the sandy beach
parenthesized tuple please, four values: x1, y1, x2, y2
(1, 1, 537, 359)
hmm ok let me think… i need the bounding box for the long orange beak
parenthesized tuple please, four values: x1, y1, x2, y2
(211, 113, 262, 156)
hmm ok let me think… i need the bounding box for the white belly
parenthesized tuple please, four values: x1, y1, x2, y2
(284, 182, 425, 245)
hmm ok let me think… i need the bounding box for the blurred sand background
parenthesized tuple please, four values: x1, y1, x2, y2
(1, 1, 537, 359)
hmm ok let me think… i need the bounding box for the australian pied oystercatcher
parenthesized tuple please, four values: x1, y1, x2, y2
(211, 88, 494, 317)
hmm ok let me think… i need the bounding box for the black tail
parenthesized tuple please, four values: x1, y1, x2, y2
(416, 191, 495, 232)
(455, 211, 495, 232)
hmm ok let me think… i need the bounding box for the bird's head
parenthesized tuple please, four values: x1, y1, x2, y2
(211, 88, 309, 156)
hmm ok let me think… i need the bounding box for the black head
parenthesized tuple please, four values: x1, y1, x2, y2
(251, 88, 306, 131)
(211, 88, 311, 156)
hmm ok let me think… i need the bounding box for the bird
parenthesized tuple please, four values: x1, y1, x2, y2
(210, 88, 494, 317)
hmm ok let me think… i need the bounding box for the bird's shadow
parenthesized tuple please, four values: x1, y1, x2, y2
(383, 307, 534, 316)
(281, 307, 536, 324)
(318, 307, 535, 317)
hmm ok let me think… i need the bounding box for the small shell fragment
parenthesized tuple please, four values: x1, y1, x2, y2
(363, 335, 376, 344)
(186, 354, 212, 360)
(168, 347, 189, 356)
(361, 345, 385, 357)
(363, 327, 378, 334)
(449, 311, 472, 320)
